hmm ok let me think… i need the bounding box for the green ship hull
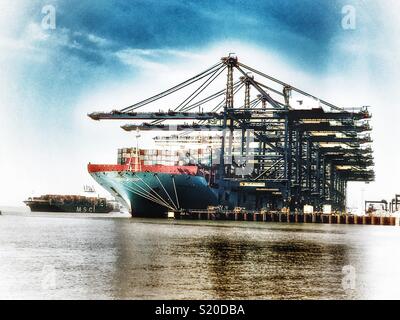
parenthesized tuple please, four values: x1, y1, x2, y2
(89, 170, 219, 217)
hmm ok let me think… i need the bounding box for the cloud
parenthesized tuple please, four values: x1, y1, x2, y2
(0, 0, 344, 69)
(113, 48, 204, 72)
(25, 22, 49, 41)
(87, 33, 109, 46)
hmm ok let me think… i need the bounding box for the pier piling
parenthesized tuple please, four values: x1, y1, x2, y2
(180, 209, 397, 227)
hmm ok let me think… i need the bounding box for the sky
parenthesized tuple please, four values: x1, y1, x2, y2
(0, 0, 399, 210)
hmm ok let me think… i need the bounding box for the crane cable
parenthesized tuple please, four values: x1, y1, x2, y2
(120, 61, 223, 112)
(237, 61, 343, 111)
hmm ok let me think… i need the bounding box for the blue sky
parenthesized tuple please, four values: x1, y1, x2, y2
(1, 0, 399, 209)
(53, 0, 341, 67)
(10, 0, 364, 69)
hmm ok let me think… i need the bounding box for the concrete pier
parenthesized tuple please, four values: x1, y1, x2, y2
(178, 209, 397, 226)
(304, 214, 312, 223)
(371, 216, 380, 225)
(363, 215, 371, 225)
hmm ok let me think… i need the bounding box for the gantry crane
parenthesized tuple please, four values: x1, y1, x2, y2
(88, 55, 374, 212)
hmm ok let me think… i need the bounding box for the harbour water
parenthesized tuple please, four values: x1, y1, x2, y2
(1, 209, 400, 299)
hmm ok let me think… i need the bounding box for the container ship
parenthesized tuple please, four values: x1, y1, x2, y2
(24, 194, 115, 213)
(88, 137, 222, 217)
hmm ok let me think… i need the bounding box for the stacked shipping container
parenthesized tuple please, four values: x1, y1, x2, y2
(117, 147, 213, 167)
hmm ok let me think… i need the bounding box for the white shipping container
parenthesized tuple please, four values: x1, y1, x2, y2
(304, 205, 314, 214)
(323, 205, 332, 214)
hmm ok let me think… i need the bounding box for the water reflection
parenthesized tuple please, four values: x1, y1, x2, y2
(200, 231, 353, 299)
(109, 220, 361, 299)
(1, 213, 400, 299)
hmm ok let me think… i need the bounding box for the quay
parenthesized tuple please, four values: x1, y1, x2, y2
(169, 208, 398, 226)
